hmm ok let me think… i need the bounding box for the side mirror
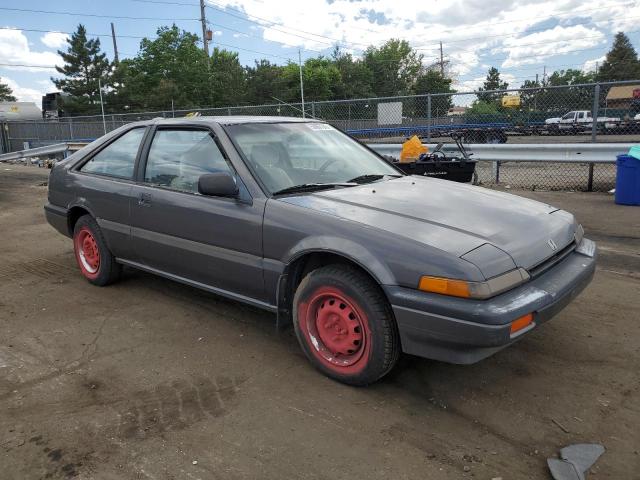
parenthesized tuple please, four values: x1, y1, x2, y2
(198, 172, 239, 198)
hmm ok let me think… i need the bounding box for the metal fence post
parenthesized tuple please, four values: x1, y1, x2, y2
(68, 117, 74, 141)
(591, 83, 600, 143)
(311, 101, 316, 119)
(426, 94, 432, 143)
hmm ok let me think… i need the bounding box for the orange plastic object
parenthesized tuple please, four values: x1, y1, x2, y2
(399, 135, 428, 163)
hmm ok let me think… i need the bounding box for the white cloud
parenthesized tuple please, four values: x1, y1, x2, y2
(500, 25, 605, 68)
(0, 30, 61, 71)
(213, 30, 223, 37)
(211, 0, 626, 76)
(0, 76, 44, 104)
(583, 55, 606, 72)
(40, 32, 69, 49)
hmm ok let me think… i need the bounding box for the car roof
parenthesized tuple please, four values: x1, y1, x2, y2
(141, 115, 322, 127)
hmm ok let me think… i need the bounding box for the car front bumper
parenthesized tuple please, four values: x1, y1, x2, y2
(385, 239, 597, 364)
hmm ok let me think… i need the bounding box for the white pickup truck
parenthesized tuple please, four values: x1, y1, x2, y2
(545, 110, 619, 131)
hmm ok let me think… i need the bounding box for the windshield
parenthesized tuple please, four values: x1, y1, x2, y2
(225, 122, 400, 193)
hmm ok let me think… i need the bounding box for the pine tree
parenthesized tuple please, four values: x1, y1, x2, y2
(597, 32, 640, 81)
(0, 78, 17, 102)
(51, 24, 110, 114)
(476, 67, 509, 104)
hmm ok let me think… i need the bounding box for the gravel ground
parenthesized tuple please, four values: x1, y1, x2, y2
(1, 165, 639, 480)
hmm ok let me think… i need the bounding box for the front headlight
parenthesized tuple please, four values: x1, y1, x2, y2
(418, 268, 530, 299)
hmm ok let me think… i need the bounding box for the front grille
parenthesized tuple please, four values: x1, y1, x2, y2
(528, 241, 576, 278)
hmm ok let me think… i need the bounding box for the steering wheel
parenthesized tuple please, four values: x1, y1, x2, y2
(318, 158, 339, 172)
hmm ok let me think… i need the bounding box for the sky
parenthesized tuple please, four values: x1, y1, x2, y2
(1, 0, 639, 106)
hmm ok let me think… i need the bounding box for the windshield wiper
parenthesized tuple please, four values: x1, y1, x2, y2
(347, 174, 402, 184)
(272, 182, 356, 196)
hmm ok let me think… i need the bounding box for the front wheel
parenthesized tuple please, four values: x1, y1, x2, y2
(293, 265, 400, 386)
(73, 215, 122, 286)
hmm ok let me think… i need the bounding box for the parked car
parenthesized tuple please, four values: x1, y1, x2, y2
(45, 117, 597, 385)
(545, 110, 619, 131)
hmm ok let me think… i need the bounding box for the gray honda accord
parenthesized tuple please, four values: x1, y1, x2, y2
(45, 116, 596, 385)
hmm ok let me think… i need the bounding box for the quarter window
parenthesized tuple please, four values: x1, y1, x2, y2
(80, 128, 145, 179)
(144, 129, 232, 193)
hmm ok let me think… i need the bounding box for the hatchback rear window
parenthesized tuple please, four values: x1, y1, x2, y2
(80, 128, 145, 179)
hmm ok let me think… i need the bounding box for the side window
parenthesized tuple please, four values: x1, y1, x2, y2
(144, 129, 232, 193)
(80, 128, 145, 179)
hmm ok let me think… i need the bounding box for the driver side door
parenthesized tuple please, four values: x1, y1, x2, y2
(129, 126, 267, 302)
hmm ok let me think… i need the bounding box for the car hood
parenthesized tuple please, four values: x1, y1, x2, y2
(279, 176, 577, 273)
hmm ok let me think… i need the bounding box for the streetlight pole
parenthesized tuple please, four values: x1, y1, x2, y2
(298, 49, 305, 118)
(98, 78, 106, 135)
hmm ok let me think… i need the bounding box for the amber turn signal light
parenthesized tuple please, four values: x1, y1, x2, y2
(418, 276, 470, 298)
(510, 313, 534, 334)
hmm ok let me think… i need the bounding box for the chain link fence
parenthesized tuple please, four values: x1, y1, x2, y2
(2, 80, 637, 192)
(474, 161, 617, 192)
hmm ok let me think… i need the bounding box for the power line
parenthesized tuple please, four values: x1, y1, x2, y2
(207, 21, 325, 54)
(0, 26, 148, 39)
(0, 63, 57, 69)
(0, 6, 200, 21)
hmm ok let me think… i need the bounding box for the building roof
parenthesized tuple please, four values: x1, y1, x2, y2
(0, 102, 42, 121)
(605, 85, 640, 100)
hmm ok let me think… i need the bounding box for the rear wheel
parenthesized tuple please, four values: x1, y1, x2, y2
(293, 265, 400, 386)
(73, 215, 121, 286)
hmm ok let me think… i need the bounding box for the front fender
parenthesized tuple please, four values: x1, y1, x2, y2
(285, 235, 396, 285)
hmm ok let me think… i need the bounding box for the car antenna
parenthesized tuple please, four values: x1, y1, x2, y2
(270, 96, 321, 120)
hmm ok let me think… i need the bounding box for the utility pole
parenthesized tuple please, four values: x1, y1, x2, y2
(439, 41, 444, 76)
(110, 23, 119, 63)
(199, 0, 209, 56)
(298, 49, 305, 118)
(543, 65, 547, 84)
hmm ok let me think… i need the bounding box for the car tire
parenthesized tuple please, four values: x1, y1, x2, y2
(73, 215, 122, 286)
(293, 264, 400, 386)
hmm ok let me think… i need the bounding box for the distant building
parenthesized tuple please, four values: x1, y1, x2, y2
(446, 106, 467, 116)
(42, 92, 66, 119)
(0, 102, 42, 121)
(605, 84, 640, 109)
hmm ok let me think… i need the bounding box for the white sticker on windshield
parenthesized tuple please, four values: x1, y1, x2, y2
(307, 123, 333, 131)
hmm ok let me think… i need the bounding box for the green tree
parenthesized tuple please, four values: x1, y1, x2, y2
(597, 32, 640, 82)
(210, 48, 246, 107)
(363, 39, 423, 96)
(467, 100, 500, 115)
(0, 78, 17, 102)
(476, 67, 509, 104)
(520, 78, 542, 111)
(533, 69, 597, 114)
(245, 59, 287, 105)
(114, 26, 210, 111)
(288, 57, 342, 102)
(331, 48, 374, 99)
(412, 69, 455, 117)
(51, 24, 111, 114)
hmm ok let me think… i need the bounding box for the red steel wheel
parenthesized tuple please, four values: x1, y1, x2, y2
(74, 226, 101, 279)
(298, 286, 372, 375)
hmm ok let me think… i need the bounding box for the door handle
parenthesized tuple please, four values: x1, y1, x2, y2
(138, 192, 152, 206)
